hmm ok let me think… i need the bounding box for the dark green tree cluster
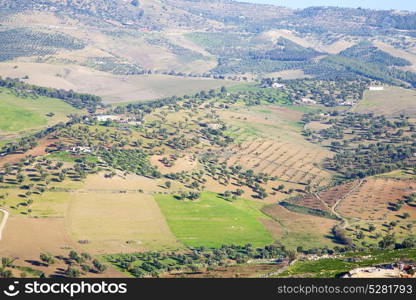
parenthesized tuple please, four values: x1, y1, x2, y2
(100, 149, 161, 178)
(0, 77, 102, 110)
(104, 244, 287, 278)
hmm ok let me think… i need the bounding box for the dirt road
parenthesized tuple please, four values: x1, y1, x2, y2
(0, 208, 9, 241)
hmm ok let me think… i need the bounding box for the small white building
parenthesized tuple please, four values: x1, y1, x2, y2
(96, 115, 121, 122)
(341, 100, 355, 106)
(301, 98, 317, 104)
(70, 147, 92, 153)
(368, 86, 384, 91)
(272, 83, 285, 88)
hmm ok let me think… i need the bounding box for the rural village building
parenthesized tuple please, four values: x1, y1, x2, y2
(368, 86, 384, 91)
(70, 146, 92, 153)
(95, 115, 122, 122)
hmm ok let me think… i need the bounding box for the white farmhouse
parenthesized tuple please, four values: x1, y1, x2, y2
(301, 98, 317, 104)
(70, 147, 92, 153)
(96, 115, 121, 122)
(272, 83, 285, 88)
(368, 86, 384, 91)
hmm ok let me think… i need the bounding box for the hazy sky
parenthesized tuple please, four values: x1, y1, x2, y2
(241, 0, 416, 11)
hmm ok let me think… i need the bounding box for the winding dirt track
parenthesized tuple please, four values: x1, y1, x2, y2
(0, 208, 9, 241)
(315, 179, 364, 229)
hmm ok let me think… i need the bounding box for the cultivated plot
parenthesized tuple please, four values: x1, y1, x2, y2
(154, 192, 274, 248)
(67, 174, 183, 254)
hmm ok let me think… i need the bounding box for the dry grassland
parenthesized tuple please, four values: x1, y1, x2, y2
(0, 62, 236, 104)
(353, 86, 416, 116)
(67, 173, 183, 254)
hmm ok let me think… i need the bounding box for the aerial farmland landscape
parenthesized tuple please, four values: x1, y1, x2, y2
(0, 0, 416, 285)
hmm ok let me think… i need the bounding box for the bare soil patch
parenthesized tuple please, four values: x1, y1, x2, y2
(150, 154, 197, 174)
(0, 215, 75, 259)
(0, 136, 57, 167)
(162, 263, 282, 278)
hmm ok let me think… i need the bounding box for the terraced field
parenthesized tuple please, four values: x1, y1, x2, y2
(338, 178, 416, 221)
(226, 139, 332, 187)
(287, 194, 330, 212)
(318, 181, 358, 207)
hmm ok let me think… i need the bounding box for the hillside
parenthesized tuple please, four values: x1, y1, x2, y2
(1, 0, 416, 280)
(0, 0, 415, 102)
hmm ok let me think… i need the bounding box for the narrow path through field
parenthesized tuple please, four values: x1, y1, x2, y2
(257, 259, 297, 278)
(0, 208, 9, 241)
(333, 179, 364, 228)
(315, 179, 364, 229)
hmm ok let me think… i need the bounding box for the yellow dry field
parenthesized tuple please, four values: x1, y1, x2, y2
(2, 11, 64, 27)
(63, 25, 215, 73)
(0, 215, 125, 277)
(66, 173, 183, 254)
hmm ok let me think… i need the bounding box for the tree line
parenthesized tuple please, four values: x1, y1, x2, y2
(0, 77, 102, 111)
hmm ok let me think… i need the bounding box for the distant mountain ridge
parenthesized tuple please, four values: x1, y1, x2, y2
(0, 0, 416, 90)
(1, 0, 415, 31)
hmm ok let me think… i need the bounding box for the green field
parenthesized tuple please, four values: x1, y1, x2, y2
(154, 192, 273, 248)
(0, 102, 44, 132)
(224, 123, 263, 143)
(0, 87, 79, 134)
(276, 248, 416, 278)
